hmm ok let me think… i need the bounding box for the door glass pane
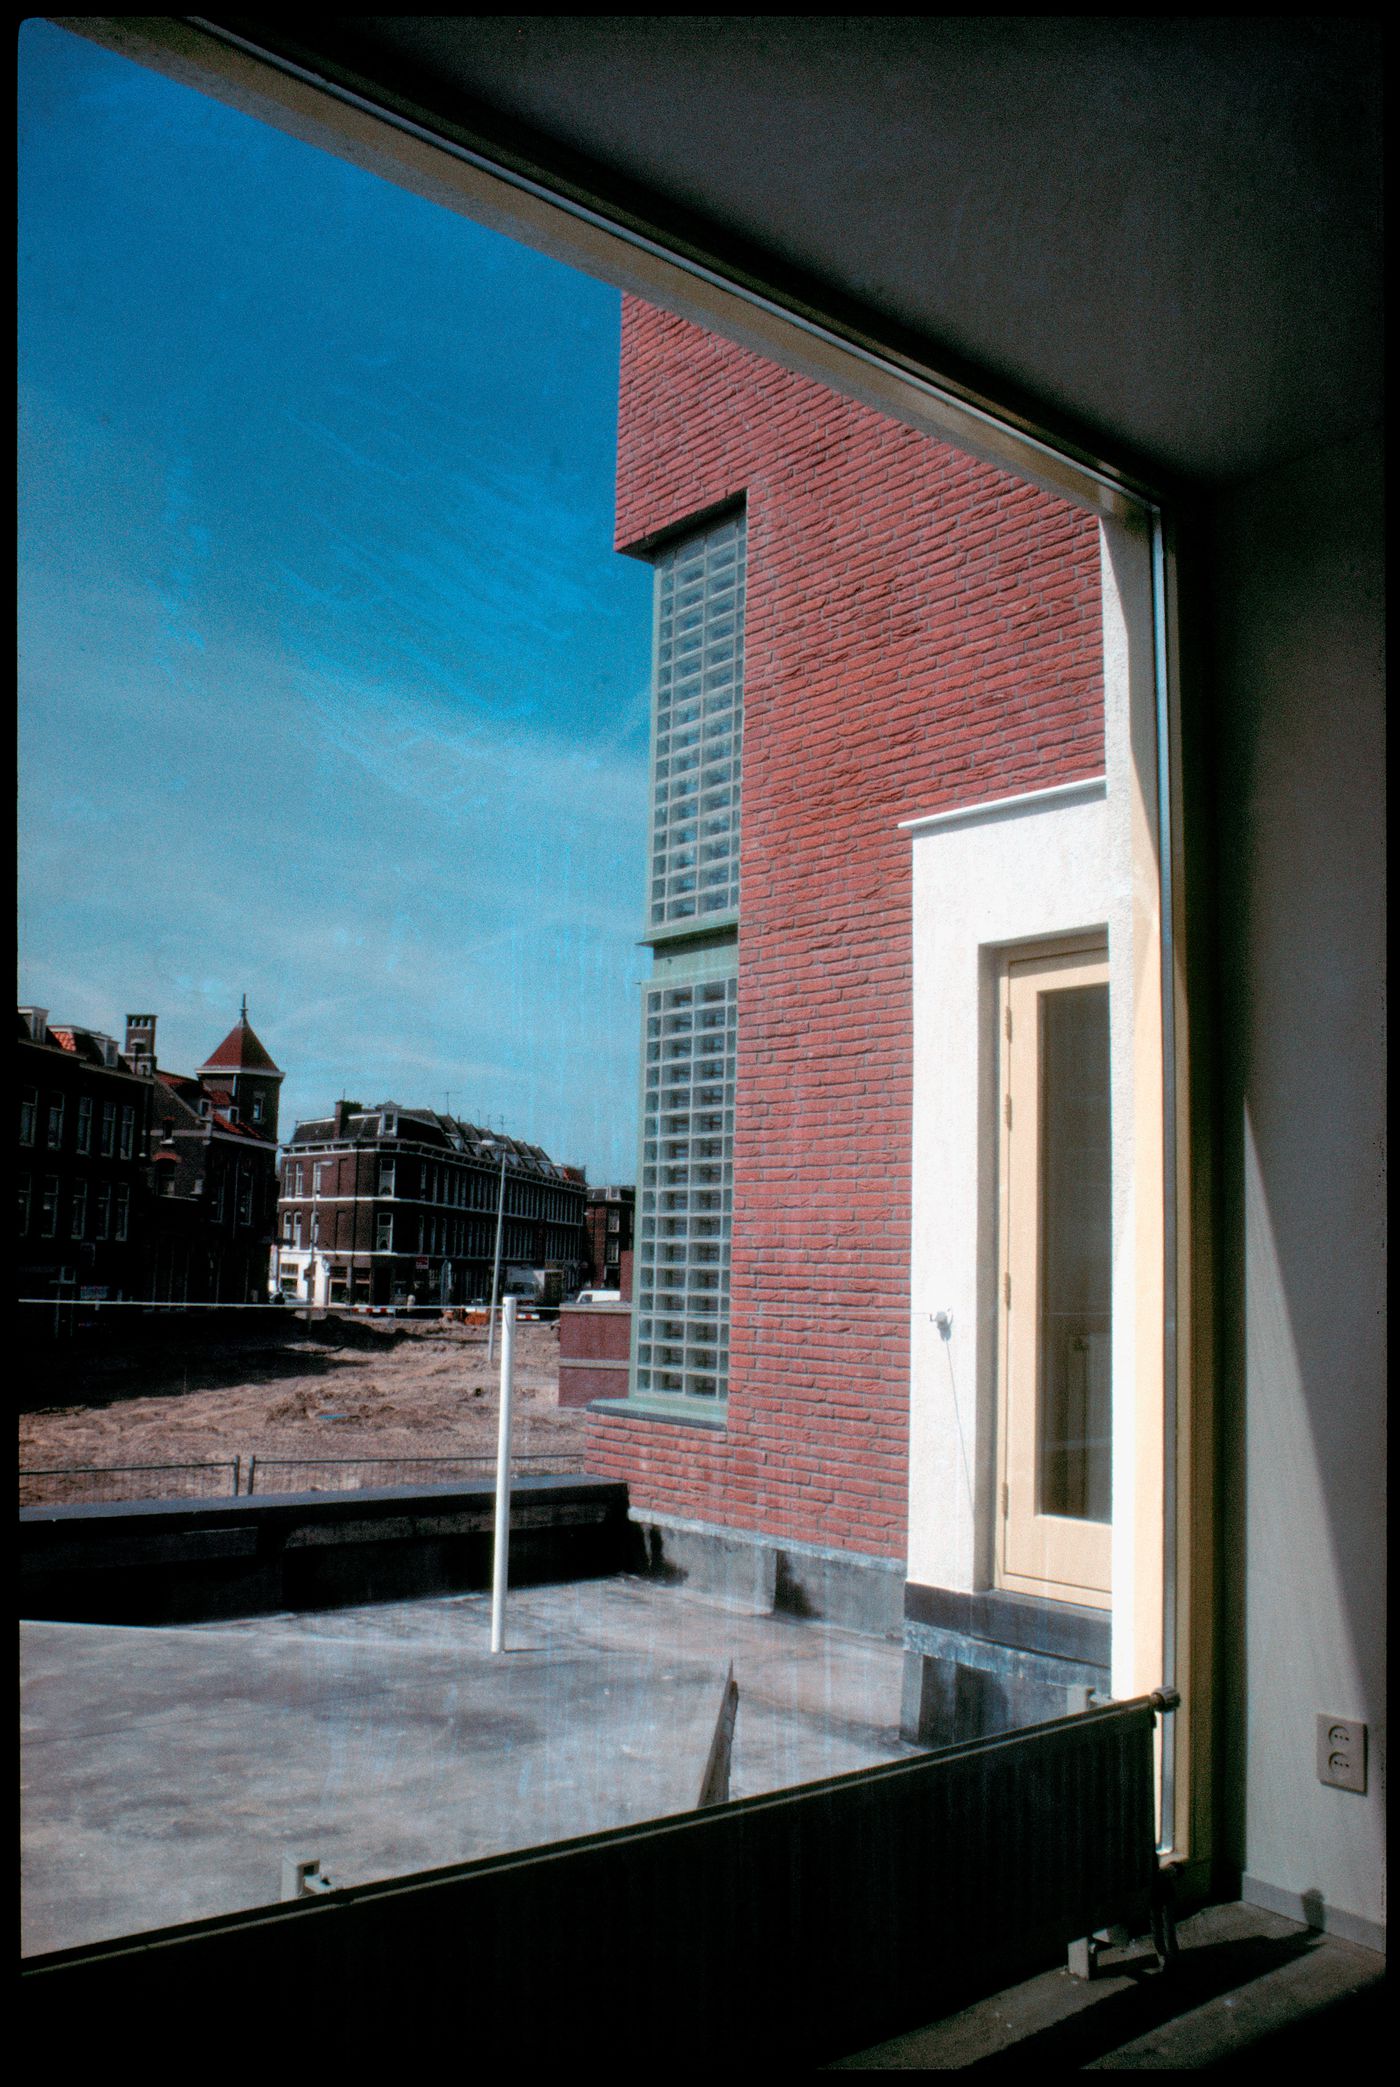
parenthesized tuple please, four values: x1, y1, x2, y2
(1038, 983, 1112, 1522)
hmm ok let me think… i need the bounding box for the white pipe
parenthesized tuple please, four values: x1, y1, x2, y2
(486, 1151, 507, 1363)
(490, 1294, 516, 1654)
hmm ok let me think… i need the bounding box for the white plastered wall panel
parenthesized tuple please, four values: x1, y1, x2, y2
(906, 513, 1163, 1702)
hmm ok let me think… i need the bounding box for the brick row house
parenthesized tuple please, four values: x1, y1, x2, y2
(585, 301, 1139, 1739)
(275, 1103, 587, 1309)
(581, 1184, 635, 1296)
(18, 1007, 153, 1308)
(17, 1002, 283, 1315)
(140, 1007, 283, 1304)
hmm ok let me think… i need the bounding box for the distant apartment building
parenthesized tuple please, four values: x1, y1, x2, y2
(275, 1103, 587, 1309)
(582, 1184, 635, 1296)
(17, 1006, 153, 1307)
(17, 1001, 283, 1312)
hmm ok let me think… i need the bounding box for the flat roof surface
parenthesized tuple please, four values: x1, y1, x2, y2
(22, 1574, 915, 1956)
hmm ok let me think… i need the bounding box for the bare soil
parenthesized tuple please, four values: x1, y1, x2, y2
(19, 1316, 584, 1502)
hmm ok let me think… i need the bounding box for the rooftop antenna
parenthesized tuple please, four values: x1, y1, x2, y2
(240, 992, 248, 1021)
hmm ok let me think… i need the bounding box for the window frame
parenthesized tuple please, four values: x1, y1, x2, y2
(37, 1, 1202, 1883)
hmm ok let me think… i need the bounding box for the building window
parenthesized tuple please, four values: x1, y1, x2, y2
(376, 1212, 393, 1252)
(94, 1183, 112, 1240)
(100, 1101, 116, 1156)
(238, 1174, 253, 1225)
(41, 1176, 61, 1237)
(380, 1159, 396, 1197)
(648, 509, 746, 929)
(70, 1178, 88, 1239)
(18, 1173, 31, 1235)
(46, 1093, 65, 1148)
(997, 943, 1113, 1610)
(634, 973, 737, 1403)
(212, 1176, 225, 1222)
(76, 1095, 92, 1154)
(251, 1094, 264, 1122)
(20, 1087, 38, 1145)
(119, 1104, 135, 1159)
(293, 1211, 303, 1249)
(114, 1184, 130, 1241)
(294, 1162, 305, 1196)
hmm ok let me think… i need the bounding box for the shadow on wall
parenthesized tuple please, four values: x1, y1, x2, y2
(1210, 425, 1385, 1924)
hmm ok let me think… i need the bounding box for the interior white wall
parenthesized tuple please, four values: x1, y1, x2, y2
(1210, 422, 1386, 1946)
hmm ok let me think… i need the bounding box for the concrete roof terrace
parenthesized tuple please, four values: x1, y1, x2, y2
(21, 1571, 1384, 2061)
(21, 1573, 916, 1957)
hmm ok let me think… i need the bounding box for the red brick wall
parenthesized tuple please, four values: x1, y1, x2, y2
(558, 1302, 632, 1408)
(586, 301, 1104, 1561)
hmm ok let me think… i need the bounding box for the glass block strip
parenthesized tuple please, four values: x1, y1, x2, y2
(649, 511, 746, 929)
(634, 972, 737, 1404)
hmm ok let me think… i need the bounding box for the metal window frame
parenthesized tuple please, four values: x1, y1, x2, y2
(40, 0, 1196, 1885)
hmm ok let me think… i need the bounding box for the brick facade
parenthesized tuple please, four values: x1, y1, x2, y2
(582, 1185, 635, 1294)
(585, 302, 1104, 1561)
(277, 1106, 587, 1308)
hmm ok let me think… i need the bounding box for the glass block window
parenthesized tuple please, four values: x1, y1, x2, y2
(635, 973, 737, 1403)
(649, 509, 746, 929)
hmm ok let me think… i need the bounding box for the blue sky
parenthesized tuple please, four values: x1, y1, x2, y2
(18, 19, 654, 1179)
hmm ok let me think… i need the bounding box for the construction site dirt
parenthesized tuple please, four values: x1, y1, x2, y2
(19, 1313, 584, 1504)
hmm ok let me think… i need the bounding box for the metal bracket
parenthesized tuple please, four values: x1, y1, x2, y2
(1066, 1934, 1099, 1980)
(282, 1855, 335, 1900)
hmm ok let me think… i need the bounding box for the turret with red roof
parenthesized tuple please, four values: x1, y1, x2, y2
(196, 996, 283, 1140)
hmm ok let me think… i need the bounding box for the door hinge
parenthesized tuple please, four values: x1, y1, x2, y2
(1001, 1480, 1010, 1519)
(1004, 1093, 1013, 1130)
(1005, 1005, 1013, 1041)
(1004, 1271, 1012, 1308)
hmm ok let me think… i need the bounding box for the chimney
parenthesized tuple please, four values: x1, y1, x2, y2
(125, 1013, 158, 1075)
(334, 1100, 362, 1136)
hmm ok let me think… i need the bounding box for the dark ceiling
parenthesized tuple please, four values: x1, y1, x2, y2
(206, 16, 1382, 490)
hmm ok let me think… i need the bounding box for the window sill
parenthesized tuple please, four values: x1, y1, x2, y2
(588, 1396, 727, 1432)
(638, 912, 738, 951)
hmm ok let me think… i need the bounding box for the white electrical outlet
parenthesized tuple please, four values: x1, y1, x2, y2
(1316, 1715, 1367, 1793)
